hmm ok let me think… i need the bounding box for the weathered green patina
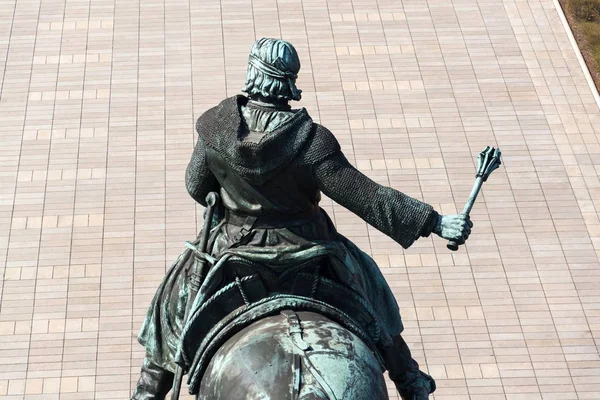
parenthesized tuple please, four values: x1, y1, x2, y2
(131, 38, 478, 400)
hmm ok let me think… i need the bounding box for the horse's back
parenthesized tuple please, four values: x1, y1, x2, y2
(197, 310, 389, 400)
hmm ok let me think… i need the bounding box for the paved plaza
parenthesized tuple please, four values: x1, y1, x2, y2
(1, 0, 600, 398)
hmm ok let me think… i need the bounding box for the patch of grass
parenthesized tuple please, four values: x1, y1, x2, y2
(568, 0, 600, 22)
(580, 20, 600, 66)
(560, 0, 600, 92)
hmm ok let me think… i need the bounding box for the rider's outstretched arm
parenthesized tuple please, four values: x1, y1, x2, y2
(314, 151, 439, 249)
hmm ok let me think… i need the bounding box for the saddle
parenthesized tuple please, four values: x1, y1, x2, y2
(177, 256, 385, 394)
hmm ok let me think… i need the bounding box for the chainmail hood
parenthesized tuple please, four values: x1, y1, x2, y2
(196, 95, 316, 186)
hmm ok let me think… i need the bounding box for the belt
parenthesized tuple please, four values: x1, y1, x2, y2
(225, 207, 321, 245)
(226, 206, 321, 230)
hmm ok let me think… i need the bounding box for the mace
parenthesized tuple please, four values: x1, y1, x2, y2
(447, 146, 502, 251)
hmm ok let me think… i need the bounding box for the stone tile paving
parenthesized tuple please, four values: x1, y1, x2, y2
(0, 0, 599, 398)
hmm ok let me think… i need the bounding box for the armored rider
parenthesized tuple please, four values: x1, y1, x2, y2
(132, 38, 472, 400)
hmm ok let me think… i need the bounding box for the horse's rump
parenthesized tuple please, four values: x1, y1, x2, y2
(180, 256, 385, 389)
(180, 259, 389, 399)
(196, 309, 389, 400)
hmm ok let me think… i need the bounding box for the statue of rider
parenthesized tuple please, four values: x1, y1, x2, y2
(131, 38, 472, 400)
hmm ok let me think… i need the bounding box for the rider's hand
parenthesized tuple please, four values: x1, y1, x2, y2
(433, 214, 473, 244)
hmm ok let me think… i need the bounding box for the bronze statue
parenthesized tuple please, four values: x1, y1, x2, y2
(131, 38, 475, 400)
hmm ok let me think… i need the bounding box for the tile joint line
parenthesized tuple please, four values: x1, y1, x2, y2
(552, 0, 600, 111)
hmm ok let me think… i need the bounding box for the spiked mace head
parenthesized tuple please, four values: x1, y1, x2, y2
(476, 146, 501, 182)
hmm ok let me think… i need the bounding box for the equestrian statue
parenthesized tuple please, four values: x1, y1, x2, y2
(130, 38, 476, 400)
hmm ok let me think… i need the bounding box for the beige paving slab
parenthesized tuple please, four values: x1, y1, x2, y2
(1, 0, 600, 399)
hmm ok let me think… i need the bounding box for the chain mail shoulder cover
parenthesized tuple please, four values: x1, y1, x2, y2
(195, 95, 321, 186)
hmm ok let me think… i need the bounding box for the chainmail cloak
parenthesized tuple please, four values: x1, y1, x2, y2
(194, 95, 329, 187)
(138, 94, 439, 373)
(186, 94, 437, 247)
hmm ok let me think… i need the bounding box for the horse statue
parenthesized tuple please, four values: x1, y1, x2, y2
(133, 36, 483, 400)
(175, 248, 392, 400)
(195, 309, 389, 399)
